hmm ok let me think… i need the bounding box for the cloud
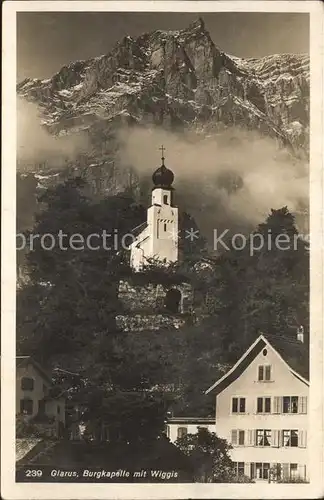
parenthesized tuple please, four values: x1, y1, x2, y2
(117, 126, 309, 241)
(17, 98, 90, 171)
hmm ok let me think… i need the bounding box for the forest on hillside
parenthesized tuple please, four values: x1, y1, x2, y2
(16, 174, 309, 440)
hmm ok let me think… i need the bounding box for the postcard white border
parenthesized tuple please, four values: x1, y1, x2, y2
(2, 1, 323, 499)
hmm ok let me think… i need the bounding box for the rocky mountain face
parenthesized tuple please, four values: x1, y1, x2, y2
(18, 18, 309, 147)
(17, 18, 309, 233)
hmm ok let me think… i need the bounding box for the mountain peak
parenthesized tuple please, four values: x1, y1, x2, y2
(17, 19, 309, 154)
(188, 17, 206, 33)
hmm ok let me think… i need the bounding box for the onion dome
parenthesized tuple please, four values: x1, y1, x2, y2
(152, 146, 174, 188)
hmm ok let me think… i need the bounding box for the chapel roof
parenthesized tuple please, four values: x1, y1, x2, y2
(152, 146, 174, 189)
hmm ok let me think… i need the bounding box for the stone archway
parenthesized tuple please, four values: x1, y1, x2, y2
(164, 288, 182, 313)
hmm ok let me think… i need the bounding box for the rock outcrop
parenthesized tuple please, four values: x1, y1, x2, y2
(17, 18, 309, 152)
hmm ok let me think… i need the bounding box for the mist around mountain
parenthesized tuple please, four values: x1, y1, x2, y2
(17, 18, 309, 241)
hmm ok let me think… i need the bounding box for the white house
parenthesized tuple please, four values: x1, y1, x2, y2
(129, 147, 178, 271)
(16, 356, 66, 437)
(206, 332, 309, 482)
(166, 417, 216, 444)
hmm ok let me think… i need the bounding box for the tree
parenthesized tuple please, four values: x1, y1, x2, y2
(16, 175, 173, 442)
(237, 207, 309, 346)
(17, 177, 146, 361)
(175, 428, 234, 482)
(202, 207, 309, 359)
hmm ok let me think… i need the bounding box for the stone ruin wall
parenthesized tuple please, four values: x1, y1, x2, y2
(116, 280, 195, 332)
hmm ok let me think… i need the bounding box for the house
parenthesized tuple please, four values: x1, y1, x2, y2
(16, 356, 65, 438)
(166, 417, 216, 444)
(205, 331, 309, 482)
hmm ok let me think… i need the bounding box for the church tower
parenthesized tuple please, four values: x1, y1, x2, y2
(130, 147, 179, 271)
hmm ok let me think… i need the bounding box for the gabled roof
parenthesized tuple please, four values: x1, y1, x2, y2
(205, 333, 309, 395)
(264, 333, 309, 381)
(16, 356, 52, 384)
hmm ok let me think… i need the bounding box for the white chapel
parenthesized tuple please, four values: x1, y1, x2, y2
(129, 147, 179, 271)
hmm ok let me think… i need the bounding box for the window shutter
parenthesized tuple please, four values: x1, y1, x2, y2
(258, 366, 264, 381)
(304, 396, 308, 414)
(239, 430, 245, 446)
(247, 429, 255, 446)
(282, 463, 290, 481)
(298, 396, 307, 414)
(273, 397, 280, 414)
(271, 430, 279, 447)
(231, 429, 238, 445)
(299, 430, 307, 448)
(257, 397, 263, 413)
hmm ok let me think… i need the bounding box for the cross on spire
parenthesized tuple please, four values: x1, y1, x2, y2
(159, 145, 166, 166)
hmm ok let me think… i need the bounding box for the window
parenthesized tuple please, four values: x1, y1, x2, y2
(233, 462, 245, 477)
(163, 195, 168, 204)
(283, 396, 298, 413)
(38, 399, 45, 415)
(256, 429, 271, 447)
(20, 398, 33, 415)
(282, 463, 300, 481)
(57, 405, 61, 415)
(21, 377, 34, 391)
(254, 463, 270, 480)
(289, 463, 299, 480)
(231, 430, 245, 446)
(273, 396, 307, 414)
(258, 365, 271, 381)
(232, 397, 246, 413)
(282, 430, 298, 447)
(177, 427, 187, 439)
(257, 397, 271, 413)
(164, 223, 167, 232)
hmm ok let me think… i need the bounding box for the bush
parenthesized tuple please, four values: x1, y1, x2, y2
(277, 477, 308, 483)
(175, 427, 234, 483)
(16, 414, 42, 438)
(229, 474, 254, 483)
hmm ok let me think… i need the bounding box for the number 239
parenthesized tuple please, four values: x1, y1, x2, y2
(25, 469, 42, 477)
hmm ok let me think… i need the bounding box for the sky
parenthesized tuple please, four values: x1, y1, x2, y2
(17, 12, 309, 81)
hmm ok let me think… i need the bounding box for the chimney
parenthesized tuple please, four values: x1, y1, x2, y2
(297, 325, 304, 343)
